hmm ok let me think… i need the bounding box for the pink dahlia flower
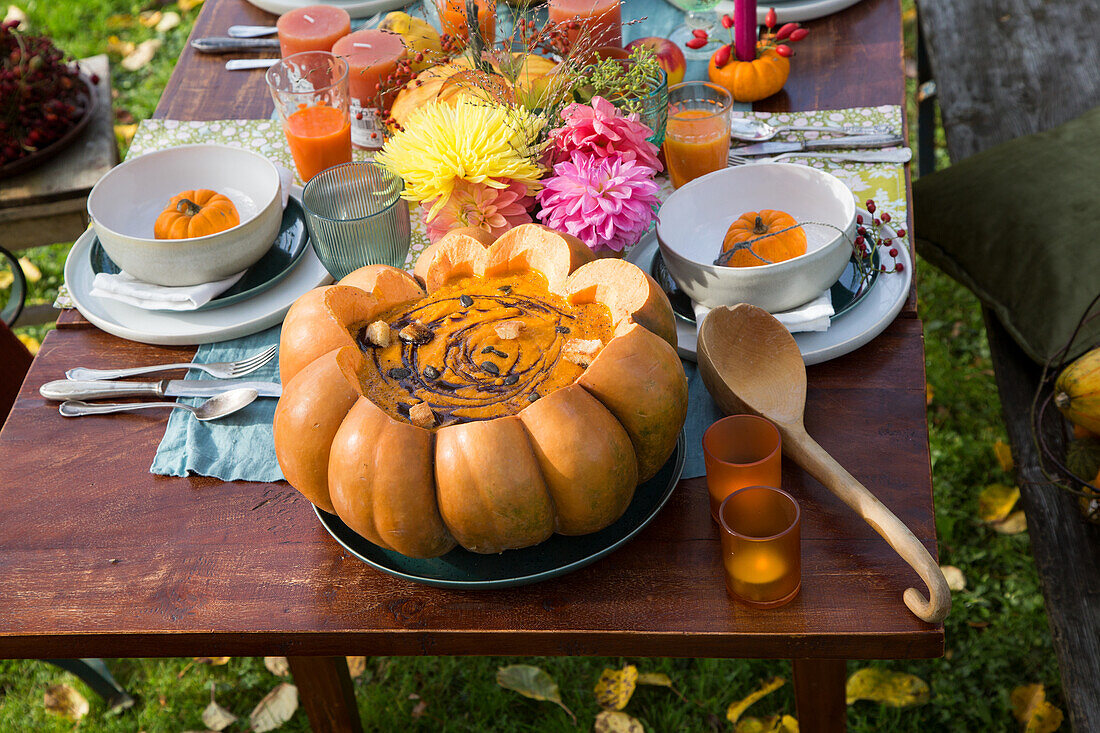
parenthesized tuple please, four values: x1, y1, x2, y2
(549, 95, 662, 172)
(421, 179, 533, 243)
(536, 151, 660, 254)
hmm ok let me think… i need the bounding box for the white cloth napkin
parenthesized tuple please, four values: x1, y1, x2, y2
(693, 290, 835, 333)
(90, 164, 295, 311)
(91, 269, 247, 310)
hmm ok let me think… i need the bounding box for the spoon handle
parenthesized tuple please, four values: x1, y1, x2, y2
(59, 400, 193, 417)
(783, 424, 952, 624)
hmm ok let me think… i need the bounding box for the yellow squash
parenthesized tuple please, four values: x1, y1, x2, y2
(1055, 347, 1100, 434)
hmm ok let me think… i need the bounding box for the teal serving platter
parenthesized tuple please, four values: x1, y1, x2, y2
(89, 196, 309, 312)
(315, 431, 686, 589)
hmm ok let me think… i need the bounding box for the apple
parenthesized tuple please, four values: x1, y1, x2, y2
(625, 36, 686, 87)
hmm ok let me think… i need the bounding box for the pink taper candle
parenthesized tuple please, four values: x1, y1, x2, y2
(734, 0, 757, 62)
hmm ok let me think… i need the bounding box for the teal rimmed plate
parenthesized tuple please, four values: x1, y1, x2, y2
(90, 196, 309, 312)
(315, 432, 686, 589)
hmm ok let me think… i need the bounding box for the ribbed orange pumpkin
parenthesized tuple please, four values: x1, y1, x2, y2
(154, 190, 240, 240)
(273, 223, 687, 558)
(720, 209, 807, 267)
(708, 45, 790, 103)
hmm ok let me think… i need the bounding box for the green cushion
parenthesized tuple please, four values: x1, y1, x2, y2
(914, 105, 1100, 364)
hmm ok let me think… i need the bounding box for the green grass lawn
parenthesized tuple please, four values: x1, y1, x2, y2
(0, 1, 1063, 731)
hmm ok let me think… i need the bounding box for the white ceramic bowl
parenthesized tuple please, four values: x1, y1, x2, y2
(656, 163, 857, 312)
(88, 144, 282, 287)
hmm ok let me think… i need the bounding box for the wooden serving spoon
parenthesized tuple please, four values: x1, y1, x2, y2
(697, 303, 951, 624)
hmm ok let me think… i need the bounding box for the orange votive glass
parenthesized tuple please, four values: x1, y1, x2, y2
(718, 486, 801, 608)
(276, 5, 351, 57)
(438, 0, 496, 45)
(702, 414, 782, 520)
(548, 0, 622, 52)
(266, 52, 352, 182)
(663, 81, 733, 189)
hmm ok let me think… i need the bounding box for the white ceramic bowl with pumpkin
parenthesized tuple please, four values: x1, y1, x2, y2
(87, 144, 282, 287)
(656, 163, 857, 313)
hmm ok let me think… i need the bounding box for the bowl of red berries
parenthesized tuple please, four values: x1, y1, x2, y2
(1, 20, 97, 179)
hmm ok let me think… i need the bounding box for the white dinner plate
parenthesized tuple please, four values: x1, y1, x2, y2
(243, 0, 409, 19)
(627, 211, 912, 365)
(64, 227, 332, 345)
(714, 0, 865, 23)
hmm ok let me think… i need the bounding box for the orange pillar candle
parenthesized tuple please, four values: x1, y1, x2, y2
(438, 0, 496, 45)
(548, 0, 622, 52)
(331, 30, 406, 149)
(277, 5, 351, 57)
(284, 105, 352, 182)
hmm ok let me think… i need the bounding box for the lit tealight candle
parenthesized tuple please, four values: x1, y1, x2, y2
(331, 30, 406, 149)
(277, 5, 352, 57)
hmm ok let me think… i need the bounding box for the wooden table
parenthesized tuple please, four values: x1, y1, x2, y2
(0, 1, 940, 731)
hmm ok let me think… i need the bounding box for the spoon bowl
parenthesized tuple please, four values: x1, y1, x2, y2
(59, 387, 259, 421)
(697, 303, 951, 624)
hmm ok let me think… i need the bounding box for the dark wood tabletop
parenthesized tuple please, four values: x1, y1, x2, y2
(0, 0, 938, 729)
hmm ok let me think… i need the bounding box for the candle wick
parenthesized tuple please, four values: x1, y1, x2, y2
(353, 42, 373, 48)
(303, 13, 315, 22)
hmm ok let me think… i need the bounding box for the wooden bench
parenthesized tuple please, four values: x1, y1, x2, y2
(917, 1, 1100, 729)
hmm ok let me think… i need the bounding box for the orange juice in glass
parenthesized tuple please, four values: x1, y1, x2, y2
(438, 0, 496, 45)
(663, 81, 732, 189)
(266, 51, 352, 182)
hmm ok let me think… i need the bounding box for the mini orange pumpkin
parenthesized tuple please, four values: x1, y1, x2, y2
(708, 45, 790, 103)
(154, 190, 240, 240)
(719, 209, 806, 267)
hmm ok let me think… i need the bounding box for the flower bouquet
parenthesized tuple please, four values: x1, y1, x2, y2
(374, 7, 667, 258)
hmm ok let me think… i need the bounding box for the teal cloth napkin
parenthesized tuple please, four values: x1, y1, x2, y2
(150, 326, 285, 482)
(151, 326, 718, 481)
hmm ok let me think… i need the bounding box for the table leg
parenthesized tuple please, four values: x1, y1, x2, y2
(792, 658, 847, 733)
(286, 656, 363, 733)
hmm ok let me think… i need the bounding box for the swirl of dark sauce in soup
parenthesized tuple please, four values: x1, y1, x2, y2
(355, 274, 613, 426)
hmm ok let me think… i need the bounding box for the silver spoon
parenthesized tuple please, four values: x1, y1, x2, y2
(730, 117, 895, 142)
(59, 388, 259, 421)
(228, 24, 277, 38)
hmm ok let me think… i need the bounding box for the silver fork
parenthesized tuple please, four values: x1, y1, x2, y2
(65, 344, 278, 381)
(727, 148, 914, 166)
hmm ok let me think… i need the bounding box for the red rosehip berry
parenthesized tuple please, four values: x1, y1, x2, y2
(895, 228, 906, 238)
(775, 44, 793, 57)
(765, 7, 777, 28)
(686, 37, 707, 49)
(856, 214, 863, 224)
(874, 218, 881, 226)
(889, 248, 898, 257)
(776, 22, 798, 40)
(857, 226, 867, 236)
(854, 235, 865, 246)
(880, 212, 891, 223)
(714, 44, 732, 67)
(866, 199, 876, 213)
(721, 14, 734, 28)
(789, 28, 809, 42)
(692, 28, 709, 39)
(895, 262, 905, 272)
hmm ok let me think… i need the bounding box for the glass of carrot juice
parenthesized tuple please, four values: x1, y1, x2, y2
(266, 51, 352, 183)
(663, 82, 733, 189)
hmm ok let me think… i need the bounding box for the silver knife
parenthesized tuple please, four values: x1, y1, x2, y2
(191, 36, 280, 53)
(226, 59, 280, 71)
(733, 134, 905, 156)
(40, 379, 282, 401)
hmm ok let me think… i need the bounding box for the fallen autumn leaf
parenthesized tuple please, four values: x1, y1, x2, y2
(727, 677, 785, 724)
(978, 484, 1019, 523)
(1010, 683, 1063, 733)
(594, 664, 638, 711)
(44, 683, 89, 721)
(264, 656, 290, 677)
(250, 682, 299, 732)
(496, 664, 576, 723)
(940, 565, 967, 591)
(845, 668, 929, 707)
(594, 710, 645, 733)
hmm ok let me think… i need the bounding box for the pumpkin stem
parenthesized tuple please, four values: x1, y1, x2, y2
(752, 215, 768, 235)
(1055, 392, 1071, 410)
(175, 198, 202, 217)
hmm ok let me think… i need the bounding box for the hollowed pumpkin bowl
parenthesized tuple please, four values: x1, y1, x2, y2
(88, 144, 282, 287)
(274, 223, 689, 559)
(656, 163, 857, 313)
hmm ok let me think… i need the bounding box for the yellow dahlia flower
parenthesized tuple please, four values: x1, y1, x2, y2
(376, 99, 546, 221)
